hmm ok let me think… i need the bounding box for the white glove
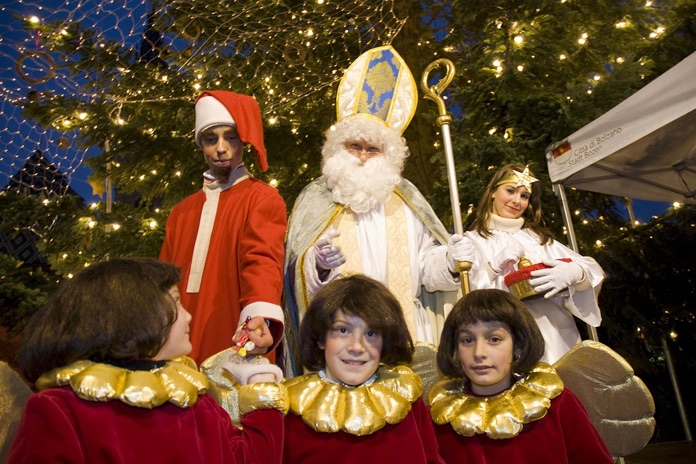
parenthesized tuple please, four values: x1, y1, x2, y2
(489, 242, 525, 274)
(529, 259, 585, 299)
(446, 234, 476, 272)
(313, 227, 345, 271)
(222, 354, 283, 385)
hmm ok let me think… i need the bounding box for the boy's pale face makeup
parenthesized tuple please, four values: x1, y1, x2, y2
(200, 125, 244, 181)
(319, 310, 383, 386)
(153, 286, 192, 361)
(491, 183, 531, 219)
(457, 321, 515, 396)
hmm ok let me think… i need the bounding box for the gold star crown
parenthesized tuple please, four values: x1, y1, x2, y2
(495, 166, 539, 192)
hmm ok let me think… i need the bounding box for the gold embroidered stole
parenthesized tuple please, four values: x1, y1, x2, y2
(332, 194, 416, 336)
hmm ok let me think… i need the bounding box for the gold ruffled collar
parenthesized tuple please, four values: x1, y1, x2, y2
(285, 365, 422, 436)
(36, 357, 210, 409)
(428, 362, 564, 439)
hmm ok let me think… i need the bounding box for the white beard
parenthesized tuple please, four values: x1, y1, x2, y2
(322, 149, 402, 214)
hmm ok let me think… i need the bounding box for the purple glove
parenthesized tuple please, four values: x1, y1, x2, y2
(313, 227, 346, 271)
(529, 259, 585, 298)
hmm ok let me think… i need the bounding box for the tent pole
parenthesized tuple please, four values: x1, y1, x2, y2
(661, 337, 693, 440)
(552, 183, 599, 342)
(553, 183, 579, 252)
(628, 204, 693, 442)
(624, 198, 637, 225)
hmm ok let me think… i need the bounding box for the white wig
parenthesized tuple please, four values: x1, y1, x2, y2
(321, 115, 409, 170)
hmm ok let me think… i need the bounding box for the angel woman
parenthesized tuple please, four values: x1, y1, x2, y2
(450, 163, 604, 363)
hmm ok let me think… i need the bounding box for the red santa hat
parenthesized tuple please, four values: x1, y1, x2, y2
(194, 90, 268, 172)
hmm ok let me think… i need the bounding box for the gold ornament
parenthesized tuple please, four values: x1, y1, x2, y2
(495, 166, 539, 192)
(285, 365, 422, 436)
(428, 363, 563, 439)
(36, 357, 209, 409)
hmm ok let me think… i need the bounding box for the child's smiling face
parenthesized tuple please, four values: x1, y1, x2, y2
(491, 183, 530, 220)
(319, 310, 383, 386)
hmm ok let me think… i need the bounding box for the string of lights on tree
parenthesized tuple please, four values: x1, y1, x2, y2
(0, 1, 689, 273)
(1, 3, 693, 438)
(1, 0, 405, 203)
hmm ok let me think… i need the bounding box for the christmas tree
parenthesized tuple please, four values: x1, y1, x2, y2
(1, 0, 695, 442)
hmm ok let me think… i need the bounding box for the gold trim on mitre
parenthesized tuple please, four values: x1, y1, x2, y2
(495, 166, 539, 192)
(285, 365, 422, 436)
(428, 362, 564, 439)
(36, 357, 209, 409)
(336, 45, 417, 134)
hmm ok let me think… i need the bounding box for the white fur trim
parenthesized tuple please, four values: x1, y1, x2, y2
(238, 302, 284, 352)
(194, 95, 236, 146)
(238, 302, 284, 329)
(222, 356, 283, 385)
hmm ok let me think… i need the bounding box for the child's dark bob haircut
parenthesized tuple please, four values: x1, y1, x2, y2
(299, 274, 414, 372)
(19, 258, 181, 383)
(437, 289, 545, 379)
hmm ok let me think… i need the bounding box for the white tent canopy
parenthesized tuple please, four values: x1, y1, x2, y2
(544, 52, 695, 443)
(546, 52, 696, 204)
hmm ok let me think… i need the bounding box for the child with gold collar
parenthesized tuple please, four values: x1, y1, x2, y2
(429, 289, 613, 463)
(8, 258, 288, 464)
(283, 274, 444, 463)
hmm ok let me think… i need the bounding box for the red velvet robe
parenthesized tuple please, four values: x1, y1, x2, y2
(7, 386, 284, 464)
(283, 398, 444, 464)
(433, 389, 614, 464)
(160, 177, 286, 364)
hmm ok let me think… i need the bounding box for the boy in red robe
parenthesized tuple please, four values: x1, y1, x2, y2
(160, 90, 286, 365)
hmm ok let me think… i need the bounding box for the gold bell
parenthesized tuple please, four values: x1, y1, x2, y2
(507, 257, 539, 300)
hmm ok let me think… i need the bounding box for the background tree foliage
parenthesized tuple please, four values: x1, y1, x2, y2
(2, 0, 695, 442)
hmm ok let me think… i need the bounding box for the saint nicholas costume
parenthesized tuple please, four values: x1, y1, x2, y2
(286, 176, 458, 343)
(160, 91, 286, 365)
(283, 47, 459, 375)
